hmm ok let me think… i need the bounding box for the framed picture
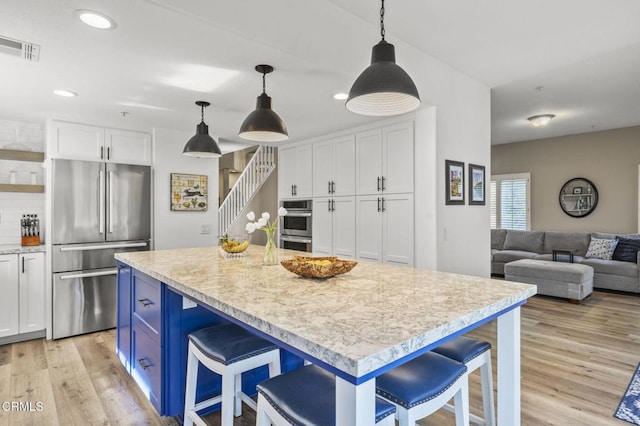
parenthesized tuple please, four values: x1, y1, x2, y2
(445, 160, 465, 205)
(170, 173, 208, 211)
(468, 163, 486, 205)
(573, 187, 583, 194)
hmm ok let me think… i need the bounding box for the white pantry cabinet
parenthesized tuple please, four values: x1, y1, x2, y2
(312, 197, 356, 258)
(279, 144, 313, 199)
(356, 121, 414, 195)
(48, 121, 152, 165)
(0, 252, 45, 339)
(355, 194, 414, 266)
(312, 135, 355, 197)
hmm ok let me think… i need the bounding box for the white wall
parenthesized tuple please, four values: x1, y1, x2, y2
(152, 128, 219, 250)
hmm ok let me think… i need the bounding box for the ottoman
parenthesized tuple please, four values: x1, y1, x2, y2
(504, 259, 593, 303)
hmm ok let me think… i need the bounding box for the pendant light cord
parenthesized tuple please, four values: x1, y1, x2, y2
(380, 0, 385, 40)
(262, 71, 267, 94)
(200, 104, 205, 122)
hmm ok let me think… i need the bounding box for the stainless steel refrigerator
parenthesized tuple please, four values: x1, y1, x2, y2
(51, 159, 151, 339)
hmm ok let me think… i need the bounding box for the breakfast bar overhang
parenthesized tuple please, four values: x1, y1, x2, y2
(115, 246, 536, 425)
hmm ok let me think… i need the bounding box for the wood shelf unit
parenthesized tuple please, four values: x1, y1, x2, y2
(0, 149, 45, 162)
(0, 184, 45, 193)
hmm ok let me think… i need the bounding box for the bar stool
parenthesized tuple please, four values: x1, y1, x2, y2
(183, 323, 281, 426)
(256, 364, 396, 425)
(433, 336, 495, 426)
(375, 351, 469, 426)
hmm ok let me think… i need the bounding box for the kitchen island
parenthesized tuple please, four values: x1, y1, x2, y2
(115, 245, 536, 425)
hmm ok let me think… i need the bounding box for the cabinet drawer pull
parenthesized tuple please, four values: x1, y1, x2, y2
(22, 257, 25, 273)
(137, 357, 151, 371)
(137, 298, 153, 307)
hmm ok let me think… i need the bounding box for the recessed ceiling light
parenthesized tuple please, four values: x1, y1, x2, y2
(333, 93, 348, 101)
(527, 114, 555, 127)
(53, 89, 78, 97)
(75, 9, 117, 30)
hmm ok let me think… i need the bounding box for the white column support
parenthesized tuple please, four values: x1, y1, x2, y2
(335, 376, 376, 426)
(497, 306, 521, 426)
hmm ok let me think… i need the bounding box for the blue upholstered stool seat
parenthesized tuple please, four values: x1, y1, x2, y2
(257, 364, 396, 425)
(189, 323, 279, 365)
(376, 351, 467, 409)
(432, 336, 491, 364)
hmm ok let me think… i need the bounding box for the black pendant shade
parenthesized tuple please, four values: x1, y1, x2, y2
(183, 101, 222, 158)
(239, 65, 288, 142)
(346, 1, 420, 116)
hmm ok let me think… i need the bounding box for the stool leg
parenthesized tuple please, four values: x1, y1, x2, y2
(234, 372, 242, 417)
(480, 353, 496, 426)
(184, 344, 199, 426)
(453, 375, 470, 426)
(221, 370, 235, 426)
(256, 394, 271, 426)
(268, 352, 282, 378)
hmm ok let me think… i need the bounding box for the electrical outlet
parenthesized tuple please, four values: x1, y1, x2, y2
(201, 224, 211, 234)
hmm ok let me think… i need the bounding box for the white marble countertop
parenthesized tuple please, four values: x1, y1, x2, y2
(0, 244, 46, 255)
(115, 245, 536, 379)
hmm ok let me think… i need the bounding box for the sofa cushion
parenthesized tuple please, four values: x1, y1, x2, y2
(491, 229, 507, 250)
(585, 237, 618, 260)
(580, 258, 639, 278)
(612, 237, 640, 263)
(503, 230, 544, 253)
(542, 231, 590, 256)
(492, 250, 539, 263)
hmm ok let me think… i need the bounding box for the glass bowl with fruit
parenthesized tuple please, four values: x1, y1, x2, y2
(219, 234, 250, 255)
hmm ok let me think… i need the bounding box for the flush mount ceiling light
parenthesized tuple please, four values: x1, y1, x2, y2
(75, 9, 117, 30)
(527, 114, 556, 127)
(183, 101, 222, 158)
(346, 0, 420, 116)
(53, 89, 78, 97)
(239, 65, 288, 142)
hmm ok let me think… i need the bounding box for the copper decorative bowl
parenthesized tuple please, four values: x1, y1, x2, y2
(280, 256, 357, 278)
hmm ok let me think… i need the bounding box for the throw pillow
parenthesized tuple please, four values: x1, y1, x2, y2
(585, 237, 618, 260)
(612, 237, 640, 262)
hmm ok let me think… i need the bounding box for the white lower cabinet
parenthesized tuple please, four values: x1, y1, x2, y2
(312, 197, 356, 258)
(0, 252, 45, 339)
(356, 194, 414, 266)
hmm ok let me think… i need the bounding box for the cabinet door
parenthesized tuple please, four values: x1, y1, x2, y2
(18, 252, 45, 333)
(356, 129, 383, 195)
(333, 135, 356, 196)
(382, 194, 414, 266)
(105, 129, 152, 166)
(279, 146, 297, 198)
(312, 140, 334, 197)
(117, 263, 132, 371)
(312, 198, 333, 256)
(356, 195, 383, 262)
(294, 144, 313, 198)
(383, 122, 414, 194)
(0, 254, 19, 338)
(332, 197, 356, 259)
(49, 121, 105, 161)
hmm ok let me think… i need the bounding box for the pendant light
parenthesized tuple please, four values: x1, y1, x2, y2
(346, 0, 420, 116)
(239, 65, 288, 142)
(183, 101, 222, 158)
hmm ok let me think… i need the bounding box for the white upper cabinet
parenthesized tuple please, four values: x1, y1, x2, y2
(49, 121, 152, 165)
(356, 121, 414, 195)
(279, 144, 313, 199)
(313, 135, 355, 197)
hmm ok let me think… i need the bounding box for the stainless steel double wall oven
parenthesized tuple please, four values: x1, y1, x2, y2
(279, 199, 312, 252)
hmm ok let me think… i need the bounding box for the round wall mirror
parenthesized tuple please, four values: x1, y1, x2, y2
(559, 177, 598, 218)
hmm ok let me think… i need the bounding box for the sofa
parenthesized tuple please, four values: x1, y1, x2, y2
(491, 229, 640, 293)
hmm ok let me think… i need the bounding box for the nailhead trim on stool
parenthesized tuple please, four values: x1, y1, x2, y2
(375, 351, 470, 425)
(433, 336, 495, 426)
(184, 323, 281, 426)
(256, 364, 396, 425)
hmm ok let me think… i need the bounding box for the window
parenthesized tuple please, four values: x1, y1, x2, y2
(490, 173, 530, 230)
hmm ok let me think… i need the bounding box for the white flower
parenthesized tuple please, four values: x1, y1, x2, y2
(246, 211, 256, 221)
(245, 222, 256, 233)
(278, 207, 288, 216)
(257, 217, 268, 228)
(261, 212, 270, 221)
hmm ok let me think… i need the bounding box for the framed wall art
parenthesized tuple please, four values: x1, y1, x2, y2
(468, 163, 486, 205)
(445, 160, 465, 205)
(170, 173, 208, 211)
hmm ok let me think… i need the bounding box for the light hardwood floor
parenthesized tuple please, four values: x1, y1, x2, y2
(0, 290, 638, 426)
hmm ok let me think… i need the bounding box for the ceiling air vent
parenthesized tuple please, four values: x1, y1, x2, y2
(0, 35, 40, 62)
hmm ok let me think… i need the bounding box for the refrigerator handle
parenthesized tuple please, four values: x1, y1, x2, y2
(99, 169, 105, 234)
(108, 171, 114, 234)
(59, 268, 118, 280)
(59, 242, 148, 252)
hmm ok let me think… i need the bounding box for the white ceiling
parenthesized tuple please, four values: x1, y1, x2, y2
(1, 0, 640, 150)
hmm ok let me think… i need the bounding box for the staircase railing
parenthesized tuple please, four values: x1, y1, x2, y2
(218, 145, 277, 236)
